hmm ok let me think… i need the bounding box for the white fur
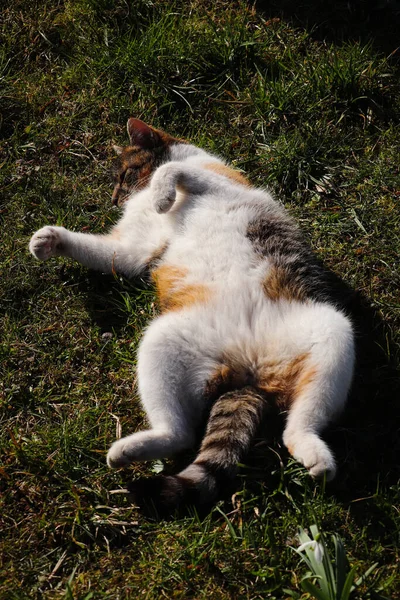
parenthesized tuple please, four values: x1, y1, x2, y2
(30, 143, 355, 479)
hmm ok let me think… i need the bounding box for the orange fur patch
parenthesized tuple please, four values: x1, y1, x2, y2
(203, 162, 250, 187)
(263, 266, 305, 302)
(258, 353, 317, 410)
(151, 264, 210, 312)
(146, 243, 168, 268)
(206, 352, 316, 411)
(294, 364, 317, 399)
(257, 353, 311, 409)
(205, 363, 252, 402)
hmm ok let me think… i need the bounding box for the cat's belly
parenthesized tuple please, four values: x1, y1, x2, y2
(182, 288, 347, 367)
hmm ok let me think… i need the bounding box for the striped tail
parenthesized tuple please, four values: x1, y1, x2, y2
(128, 386, 267, 515)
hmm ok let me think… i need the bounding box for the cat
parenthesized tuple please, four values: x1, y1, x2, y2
(29, 118, 355, 512)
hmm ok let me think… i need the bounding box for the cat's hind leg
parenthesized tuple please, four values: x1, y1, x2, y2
(150, 162, 218, 213)
(107, 311, 215, 468)
(282, 309, 355, 481)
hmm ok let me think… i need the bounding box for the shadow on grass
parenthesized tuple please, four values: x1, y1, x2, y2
(58, 266, 154, 334)
(255, 0, 400, 59)
(327, 294, 400, 495)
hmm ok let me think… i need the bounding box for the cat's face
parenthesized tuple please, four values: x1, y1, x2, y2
(112, 118, 181, 206)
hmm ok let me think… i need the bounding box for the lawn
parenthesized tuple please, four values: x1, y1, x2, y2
(1, 1, 399, 598)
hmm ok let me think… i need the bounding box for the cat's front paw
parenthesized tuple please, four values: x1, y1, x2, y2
(107, 439, 133, 469)
(29, 226, 65, 260)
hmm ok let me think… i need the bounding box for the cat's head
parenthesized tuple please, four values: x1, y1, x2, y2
(112, 118, 183, 206)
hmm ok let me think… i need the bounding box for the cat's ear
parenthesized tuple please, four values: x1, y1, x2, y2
(127, 118, 160, 149)
(113, 145, 123, 155)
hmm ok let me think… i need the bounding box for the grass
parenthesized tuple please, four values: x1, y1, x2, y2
(1, 0, 400, 598)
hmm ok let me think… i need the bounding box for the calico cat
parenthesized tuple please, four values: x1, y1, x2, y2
(29, 118, 355, 511)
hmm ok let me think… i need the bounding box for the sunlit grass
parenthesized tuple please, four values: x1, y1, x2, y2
(1, 1, 399, 598)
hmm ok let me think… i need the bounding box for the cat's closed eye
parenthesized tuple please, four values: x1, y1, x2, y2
(112, 167, 138, 205)
(121, 167, 135, 187)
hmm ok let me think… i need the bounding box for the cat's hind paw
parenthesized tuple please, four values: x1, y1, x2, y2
(29, 226, 65, 260)
(154, 194, 176, 214)
(150, 164, 178, 213)
(107, 429, 193, 468)
(286, 434, 337, 481)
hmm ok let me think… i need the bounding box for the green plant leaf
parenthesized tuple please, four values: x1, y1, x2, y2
(334, 534, 347, 598)
(298, 526, 333, 598)
(340, 566, 357, 600)
(301, 577, 330, 600)
(320, 537, 336, 598)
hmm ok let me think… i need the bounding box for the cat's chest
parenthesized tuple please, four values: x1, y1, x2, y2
(174, 200, 250, 243)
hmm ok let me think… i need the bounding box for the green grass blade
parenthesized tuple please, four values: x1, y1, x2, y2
(215, 505, 239, 541)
